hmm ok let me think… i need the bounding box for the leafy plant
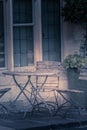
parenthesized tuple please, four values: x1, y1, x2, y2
(63, 54, 87, 69)
(62, 0, 87, 24)
(62, 0, 87, 51)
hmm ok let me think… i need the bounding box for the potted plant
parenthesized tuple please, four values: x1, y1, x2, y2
(63, 54, 87, 90)
(63, 54, 87, 78)
(63, 54, 87, 71)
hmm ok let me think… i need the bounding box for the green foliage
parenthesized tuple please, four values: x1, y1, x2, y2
(62, 0, 87, 24)
(63, 54, 87, 69)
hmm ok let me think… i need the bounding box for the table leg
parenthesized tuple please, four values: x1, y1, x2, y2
(13, 75, 33, 106)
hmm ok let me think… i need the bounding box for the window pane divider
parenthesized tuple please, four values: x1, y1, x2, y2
(13, 23, 34, 27)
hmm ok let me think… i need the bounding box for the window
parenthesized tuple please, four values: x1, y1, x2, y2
(42, 0, 61, 61)
(0, 1, 5, 67)
(13, 0, 34, 67)
(0, 0, 61, 70)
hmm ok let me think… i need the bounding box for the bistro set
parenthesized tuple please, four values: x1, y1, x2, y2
(0, 61, 84, 118)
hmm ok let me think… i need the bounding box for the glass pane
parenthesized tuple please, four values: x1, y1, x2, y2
(13, 27, 34, 67)
(0, 1, 5, 67)
(43, 52, 49, 61)
(14, 54, 20, 67)
(20, 54, 28, 67)
(49, 52, 58, 61)
(42, 0, 61, 61)
(42, 39, 48, 51)
(13, 0, 32, 23)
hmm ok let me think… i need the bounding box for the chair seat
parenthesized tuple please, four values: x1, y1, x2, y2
(0, 88, 11, 93)
(55, 89, 84, 94)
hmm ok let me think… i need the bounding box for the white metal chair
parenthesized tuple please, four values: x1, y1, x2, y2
(0, 88, 11, 117)
(35, 61, 84, 118)
(33, 61, 62, 116)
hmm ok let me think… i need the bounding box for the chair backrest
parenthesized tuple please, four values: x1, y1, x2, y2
(36, 61, 62, 73)
(0, 88, 11, 98)
(36, 61, 62, 89)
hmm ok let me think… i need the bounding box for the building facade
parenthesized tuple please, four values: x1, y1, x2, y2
(0, 0, 86, 108)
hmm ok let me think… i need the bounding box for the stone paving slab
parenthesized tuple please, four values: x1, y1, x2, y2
(0, 126, 15, 130)
(0, 110, 87, 130)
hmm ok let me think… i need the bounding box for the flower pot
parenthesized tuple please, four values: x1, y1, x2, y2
(67, 68, 87, 107)
(67, 68, 79, 89)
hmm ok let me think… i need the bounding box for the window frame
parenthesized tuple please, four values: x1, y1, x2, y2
(1, 0, 62, 71)
(13, 0, 35, 68)
(0, 0, 7, 70)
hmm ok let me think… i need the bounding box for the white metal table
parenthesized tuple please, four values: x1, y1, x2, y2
(3, 71, 56, 115)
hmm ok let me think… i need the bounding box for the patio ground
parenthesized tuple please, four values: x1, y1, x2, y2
(0, 109, 87, 130)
